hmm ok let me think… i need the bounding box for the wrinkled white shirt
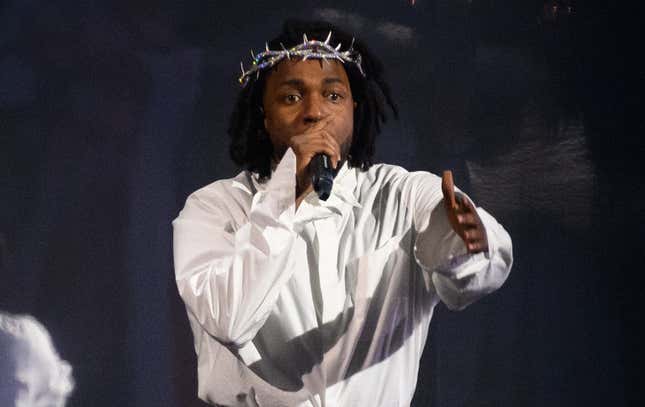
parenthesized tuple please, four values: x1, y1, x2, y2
(173, 149, 513, 407)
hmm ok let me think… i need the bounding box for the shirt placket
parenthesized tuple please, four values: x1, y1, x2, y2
(312, 217, 346, 325)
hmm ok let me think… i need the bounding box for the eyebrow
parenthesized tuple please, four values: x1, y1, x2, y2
(322, 77, 345, 86)
(278, 77, 347, 88)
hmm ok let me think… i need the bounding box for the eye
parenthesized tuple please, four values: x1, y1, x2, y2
(284, 94, 302, 104)
(327, 92, 344, 102)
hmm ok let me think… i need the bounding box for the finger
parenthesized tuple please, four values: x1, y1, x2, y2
(291, 138, 338, 172)
(305, 117, 334, 134)
(304, 130, 341, 168)
(463, 229, 483, 242)
(442, 170, 458, 210)
(319, 130, 342, 168)
(456, 213, 479, 227)
(304, 140, 340, 166)
(294, 132, 338, 154)
(469, 240, 489, 253)
(457, 194, 475, 213)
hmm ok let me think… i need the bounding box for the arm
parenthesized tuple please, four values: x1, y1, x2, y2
(172, 150, 301, 347)
(411, 171, 513, 310)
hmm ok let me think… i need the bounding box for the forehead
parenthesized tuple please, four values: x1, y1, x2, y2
(264, 59, 351, 87)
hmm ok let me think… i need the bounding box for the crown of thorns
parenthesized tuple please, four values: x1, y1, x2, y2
(238, 31, 365, 86)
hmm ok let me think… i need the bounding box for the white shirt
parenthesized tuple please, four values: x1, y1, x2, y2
(172, 149, 513, 407)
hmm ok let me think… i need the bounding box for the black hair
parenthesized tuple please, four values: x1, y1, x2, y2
(228, 18, 398, 180)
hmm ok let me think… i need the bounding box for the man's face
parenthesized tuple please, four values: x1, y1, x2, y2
(262, 58, 355, 162)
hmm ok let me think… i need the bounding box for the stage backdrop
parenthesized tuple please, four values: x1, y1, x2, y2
(1, 1, 636, 406)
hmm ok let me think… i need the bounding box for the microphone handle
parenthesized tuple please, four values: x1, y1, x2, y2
(311, 154, 334, 201)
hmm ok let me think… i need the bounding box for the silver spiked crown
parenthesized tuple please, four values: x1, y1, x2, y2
(238, 31, 365, 86)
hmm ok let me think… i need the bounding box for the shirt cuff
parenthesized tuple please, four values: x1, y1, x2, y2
(249, 148, 297, 231)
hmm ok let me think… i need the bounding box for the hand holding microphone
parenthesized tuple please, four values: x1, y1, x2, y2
(288, 117, 341, 204)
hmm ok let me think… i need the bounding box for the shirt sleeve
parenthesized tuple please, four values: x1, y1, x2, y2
(409, 172, 513, 310)
(172, 149, 301, 346)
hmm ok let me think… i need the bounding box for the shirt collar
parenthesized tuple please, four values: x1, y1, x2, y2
(320, 161, 361, 208)
(247, 160, 361, 215)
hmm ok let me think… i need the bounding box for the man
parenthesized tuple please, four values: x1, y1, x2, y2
(173, 19, 512, 407)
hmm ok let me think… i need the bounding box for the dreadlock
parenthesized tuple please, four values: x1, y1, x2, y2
(228, 18, 398, 180)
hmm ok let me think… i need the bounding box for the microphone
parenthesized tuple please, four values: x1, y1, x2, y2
(310, 154, 335, 201)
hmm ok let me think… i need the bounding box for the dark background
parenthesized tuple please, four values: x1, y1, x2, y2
(1, 1, 638, 406)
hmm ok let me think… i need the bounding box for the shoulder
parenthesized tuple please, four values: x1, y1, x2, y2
(358, 163, 441, 192)
(179, 171, 253, 218)
(362, 163, 408, 183)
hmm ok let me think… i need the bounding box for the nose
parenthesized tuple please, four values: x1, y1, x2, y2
(302, 94, 327, 124)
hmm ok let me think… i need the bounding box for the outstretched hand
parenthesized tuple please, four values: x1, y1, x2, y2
(441, 170, 489, 254)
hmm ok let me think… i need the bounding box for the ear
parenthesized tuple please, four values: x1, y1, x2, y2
(353, 101, 358, 109)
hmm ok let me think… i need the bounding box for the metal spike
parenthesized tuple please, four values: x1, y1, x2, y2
(240, 62, 245, 75)
(324, 31, 332, 45)
(335, 43, 342, 51)
(349, 37, 355, 50)
(250, 49, 255, 59)
(303, 33, 308, 44)
(280, 42, 290, 59)
(265, 42, 270, 52)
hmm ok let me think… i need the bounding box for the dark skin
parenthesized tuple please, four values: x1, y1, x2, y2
(262, 59, 352, 206)
(442, 170, 489, 253)
(262, 59, 488, 254)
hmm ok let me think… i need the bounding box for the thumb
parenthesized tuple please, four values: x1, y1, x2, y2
(442, 170, 458, 210)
